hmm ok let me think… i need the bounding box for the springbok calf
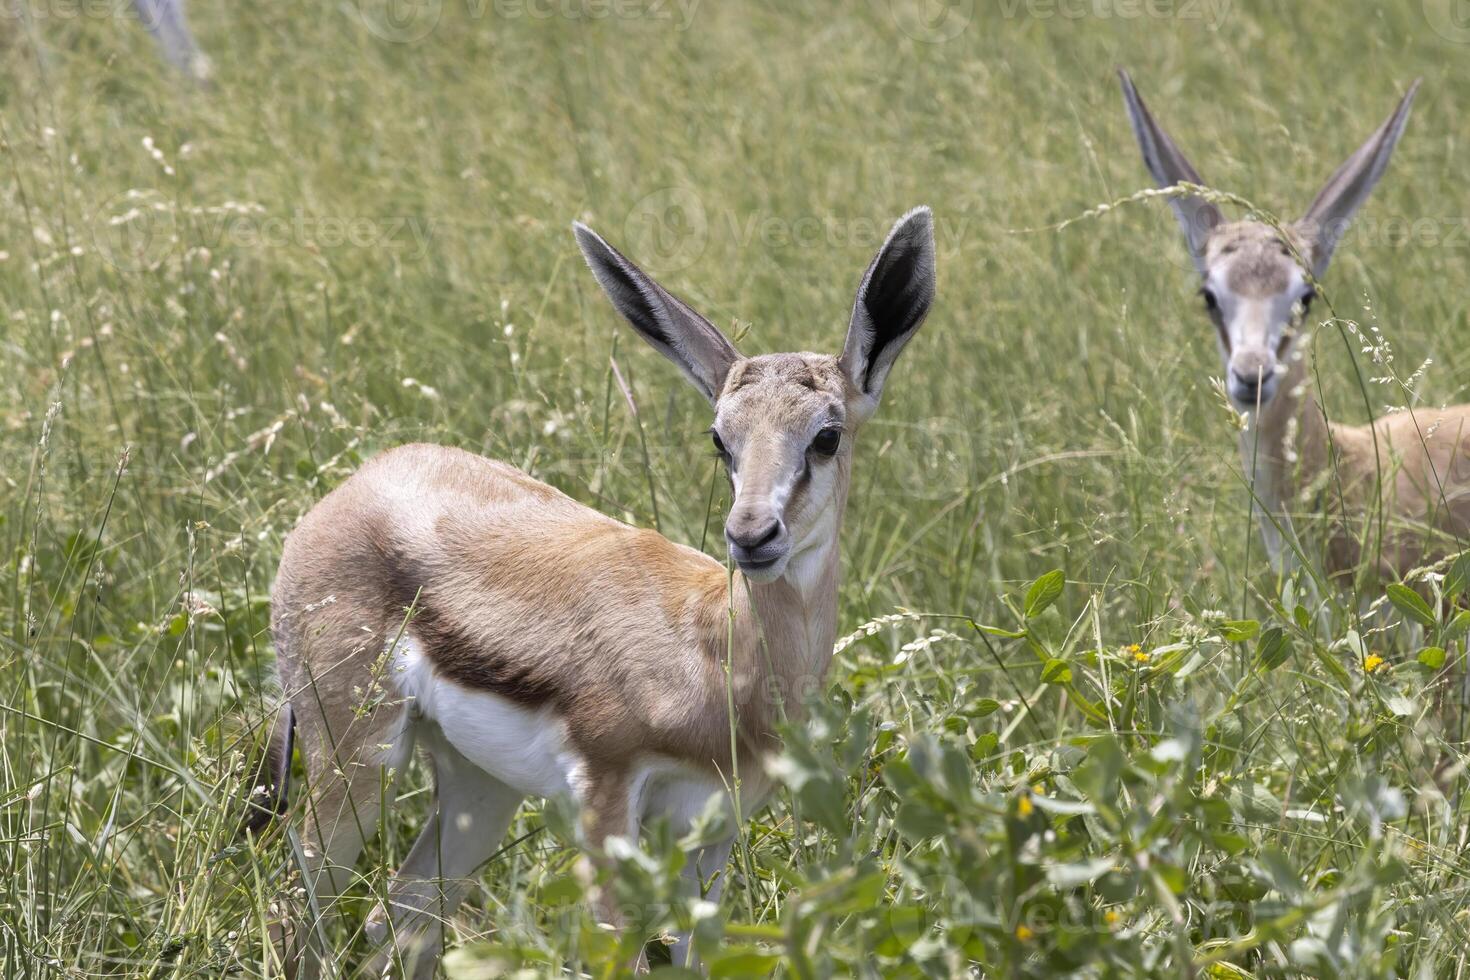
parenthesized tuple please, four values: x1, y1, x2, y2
(249, 207, 936, 975)
(1118, 70, 1470, 581)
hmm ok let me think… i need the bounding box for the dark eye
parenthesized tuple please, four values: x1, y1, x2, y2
(1298, 288, 1316, 315)
(1201, 287, 1220, 314)
(810, 427, 841, 457)
(711, 430, 728, 458)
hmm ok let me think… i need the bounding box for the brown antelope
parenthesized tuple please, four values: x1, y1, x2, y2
(1118, 70, 1470, 582)
(248, 207, 936, 975)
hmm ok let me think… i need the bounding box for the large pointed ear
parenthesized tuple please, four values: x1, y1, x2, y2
(1118, 69, 1224, 275)
(839, 207, 936, 421)
(1298, 80, 1420, 277)
(573, 222, 740, 404)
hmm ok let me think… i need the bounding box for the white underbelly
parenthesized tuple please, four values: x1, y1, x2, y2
(388, 634, 761, 829)
(389, 635, 581, 799)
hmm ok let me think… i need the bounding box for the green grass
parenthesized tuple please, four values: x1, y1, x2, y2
(5, 0, 1470, 975)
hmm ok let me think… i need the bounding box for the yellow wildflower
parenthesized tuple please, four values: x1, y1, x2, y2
(1104, 909, 1121, 927)
(1364, 654, 1386, 673)
(1015, 924, 1034, 941)
(1016, 793, 1034, 818)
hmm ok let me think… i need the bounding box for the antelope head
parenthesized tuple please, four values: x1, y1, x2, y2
(1119, 70, 1418, 410)
(574, 207, 936, 583)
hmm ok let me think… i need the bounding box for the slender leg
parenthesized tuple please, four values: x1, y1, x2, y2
(669, 837, 735, 969)
(577, 771, 653, 972)
(288, 764, 387, 980)
(284, 694, 409, 980)
(365, 728, 525, 979)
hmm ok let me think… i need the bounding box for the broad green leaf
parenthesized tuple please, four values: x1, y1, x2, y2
(797, 779, 848, 836)
(894, 802, 948, 839)
(1418, 646, 1447, 670)
(969, 698, 1001, 718)
(1447, 551, 1470, 600)
(1023, 570, 1065, 618)
(1250, 847, 1303, 901)
(1152, 862, 1187, 895)
(795, 869, 885, 917)
(1311, 641, 1353, 686)
(1229, 782, 1282, 823)
(1256, 627, 1292, 671)
(444, 942, 555, 972)
(539, 874, 582, 905)
(970, 731, 1000, 768)
(1041, 658, 1072, 684)
(708, 949, 781, 978)
(1219, 620, 1259, 642)
(1386, 582, 1435, 628)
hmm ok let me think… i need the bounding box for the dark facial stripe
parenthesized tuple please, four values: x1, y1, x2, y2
(788, 458, 813, 514)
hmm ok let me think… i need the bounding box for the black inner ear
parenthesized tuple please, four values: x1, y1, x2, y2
(593, 253, 672, 349)
(859, 239, 931, 390)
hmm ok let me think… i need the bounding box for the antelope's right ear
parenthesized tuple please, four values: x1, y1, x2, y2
(573, 222, 740, 404)
(1118, 69, 1224, 275)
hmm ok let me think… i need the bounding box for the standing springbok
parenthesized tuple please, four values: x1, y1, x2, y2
(1118, 70, 1470, 581)
(249, 207, 936, 975)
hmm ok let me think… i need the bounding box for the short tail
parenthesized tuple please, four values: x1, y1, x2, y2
(241, 702, 295, 837)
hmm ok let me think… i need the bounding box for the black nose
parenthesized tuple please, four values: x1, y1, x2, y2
(1231, 369, 1262, 392)
(727, 519, 782, 552)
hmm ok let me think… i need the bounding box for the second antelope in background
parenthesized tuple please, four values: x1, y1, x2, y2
(255, 208, 936, 976)
(1118, 69, 1470, 582)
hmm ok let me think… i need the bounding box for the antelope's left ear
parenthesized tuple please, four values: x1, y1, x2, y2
(1298, 80, 1420, 276)
(839, 206, 937, 421)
